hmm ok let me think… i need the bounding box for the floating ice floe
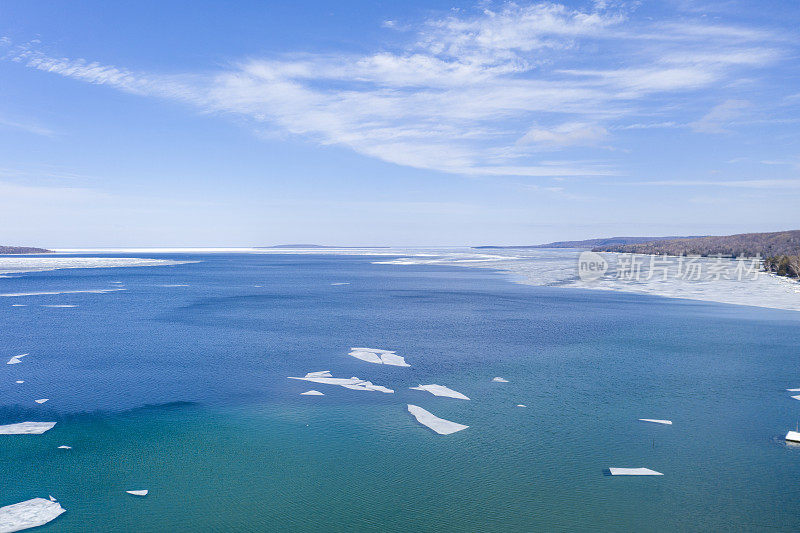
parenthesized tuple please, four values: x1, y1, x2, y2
(0, 256, 193, 276)
(0, 422, 56, 435)
(0, 497, 65, 532)
(638, 419, 672, 425)
(491, 377, 509, 383)
(7, 354, 27, 365)
(126, 490, 148, 496)
(608, 467, 663, 476)
(786, 431, 800, 443)
(0, 288, 125, 297)
(34, 399, 48, 404)
(57, 445, 71, 450)
(304, 371, 331, 378)
(300, 390, 324, 396)
(288, 372, 394, 393)
(407, 405, 468, 435)
(409, 384, 470, 400)
(348, 347, 410, 367)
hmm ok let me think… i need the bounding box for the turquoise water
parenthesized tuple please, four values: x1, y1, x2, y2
(2, 253, 800, 531)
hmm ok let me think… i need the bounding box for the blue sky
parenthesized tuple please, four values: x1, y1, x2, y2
(1, 1, 798, 246)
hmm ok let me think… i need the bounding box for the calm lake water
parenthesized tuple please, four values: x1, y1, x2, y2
(2, 253, 800, 531)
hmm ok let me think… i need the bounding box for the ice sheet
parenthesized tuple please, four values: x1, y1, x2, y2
(0, 422, 56, 435)
(304, 371, 332, 378)
(409, 384, 470, 400)
(289, 373, 394, 393)
(0, 256, 195, 275)
(0, 498, 65, 532)
(407, 404, 468, 435)
(348, 347, 411, 367)
(608, 467, 663, 476)
(0, 289, 125, 297)
(7, 354, 27, 365)
(372, 248, 800, 313)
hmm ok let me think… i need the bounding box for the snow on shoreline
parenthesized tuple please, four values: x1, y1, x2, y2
(371, 248, 800, 313)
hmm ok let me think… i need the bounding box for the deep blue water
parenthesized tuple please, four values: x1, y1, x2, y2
(1, 253, 800, 531)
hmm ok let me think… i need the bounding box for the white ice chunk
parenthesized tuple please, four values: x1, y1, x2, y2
(409, 384, 470, 400)
(0, 422, 56, 435)
(0, 497, 65, 532)
(0, 289, 124, 297)
(491, 377, 508, 383)
(407, 404, 468, 435)
(34, 399, 48, 404)
(348, 347, 410, 367)
(288, 374, 394, 393)
(348, 349, 382, 364)
(304, 371, 332, 378)
(638, 419, 672, 425)
(57, 445, 71, 450)
(608, 467, 663, 476)
(379, 352, 411, 367)
(125, 490, 148, 496)
(300, 390, 324, 396)
(786, 431, 800, 443)
(6, 354, 27, 365)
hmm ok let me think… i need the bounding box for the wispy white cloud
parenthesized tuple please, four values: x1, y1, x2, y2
(0, 116, 54, 136)
(689, 99, 751, 133)
(518, 122, 608, 147)
(636, 179, 800, 189)
(4, 1, 791, 177)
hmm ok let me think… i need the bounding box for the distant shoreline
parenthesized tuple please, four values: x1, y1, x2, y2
(0, 246, 52, 255)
